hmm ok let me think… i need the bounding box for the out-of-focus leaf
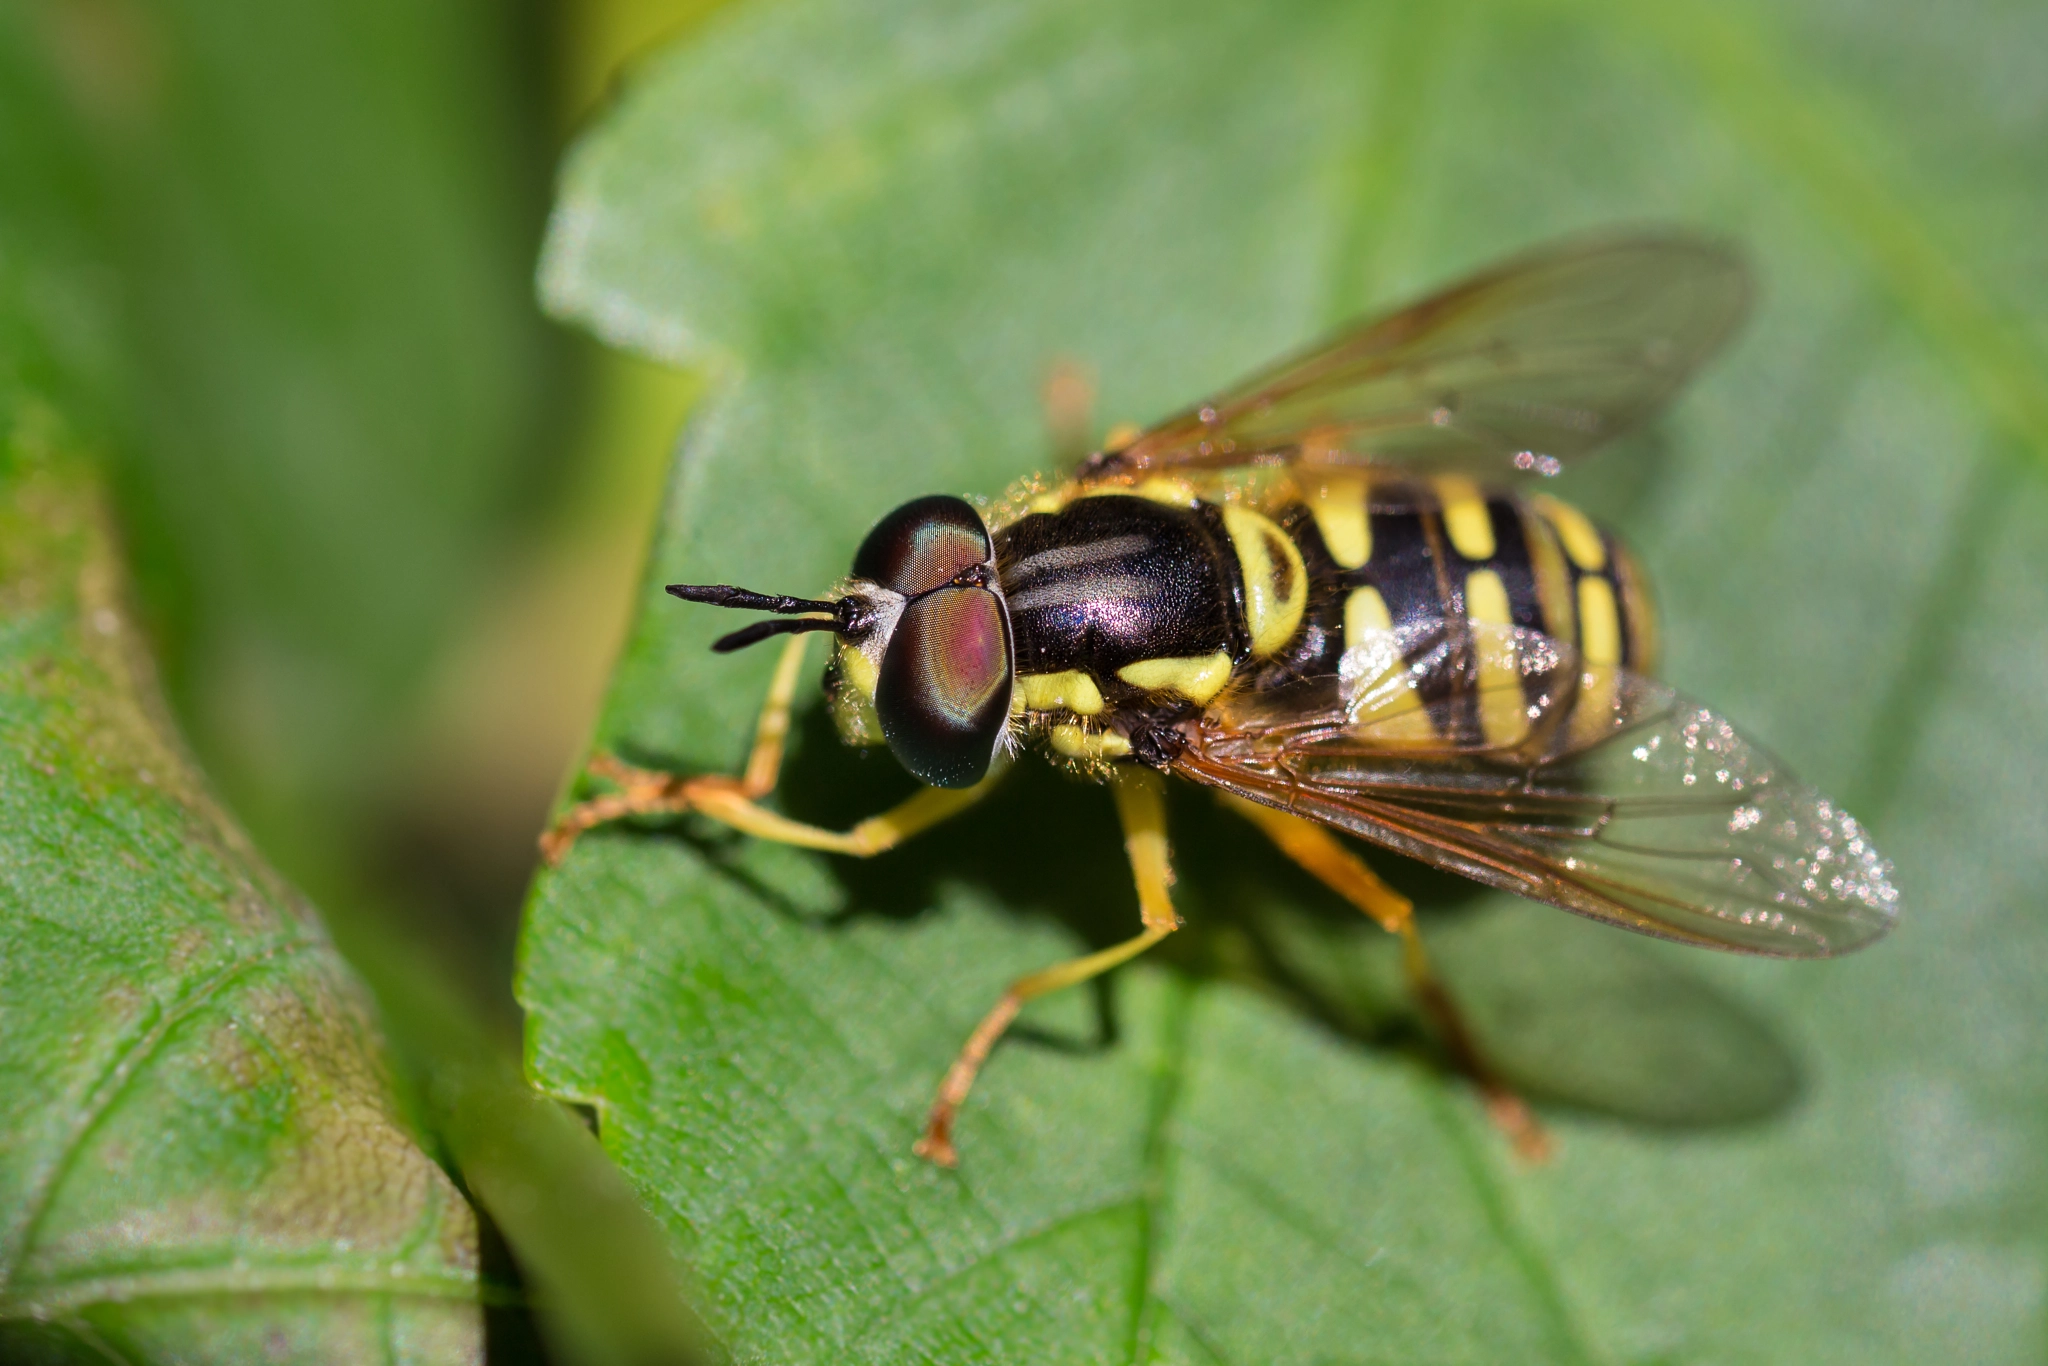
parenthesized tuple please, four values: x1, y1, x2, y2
(530, 0, 2048, 1360)
(326, 898, 716, 1366)
(0, 410, 481, 1364)
(47, 0, 563, 841)
(1, 20, 485, 1356)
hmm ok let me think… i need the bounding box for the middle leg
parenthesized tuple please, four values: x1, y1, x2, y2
(914, 766, 1182, 1166)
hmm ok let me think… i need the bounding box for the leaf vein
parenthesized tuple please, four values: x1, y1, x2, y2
(1424, 1087, 1600, 1365)
(844, 1193, 1145, 1350)
(0, 1262, 489, 1321)
(1, 935, 323, 1285)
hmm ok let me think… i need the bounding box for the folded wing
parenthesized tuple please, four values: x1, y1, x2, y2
(1173, 625, 1898, 957)
(1089, 232, 1751, 485)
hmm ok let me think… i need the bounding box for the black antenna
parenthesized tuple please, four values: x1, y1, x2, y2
(666, 583, 837, 615)
(710, 617, 839, 654)
(667, 581, 866, 654)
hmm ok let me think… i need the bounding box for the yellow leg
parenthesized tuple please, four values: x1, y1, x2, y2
(740, 625, 816, 795)
(915, 768, 1181, 1167)
(539, 633, 994, 865)
(1221, 794, 1551, 1161)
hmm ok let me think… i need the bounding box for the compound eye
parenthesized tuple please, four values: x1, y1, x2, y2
(876, 585, 1013, 788)
(853, 495, 991, 597)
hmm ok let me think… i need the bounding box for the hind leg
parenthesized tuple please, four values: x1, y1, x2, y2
(1222, 794, 1551, 1160)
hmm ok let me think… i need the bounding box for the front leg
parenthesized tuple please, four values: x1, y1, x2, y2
(540, 634, 995, 864)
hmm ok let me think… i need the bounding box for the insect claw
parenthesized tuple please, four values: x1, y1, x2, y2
(537, 754, 701, 868)
(912, 1126, 959, 1169)
(585, 751, 637, 784)
(1486, 1090, 1555, 1164)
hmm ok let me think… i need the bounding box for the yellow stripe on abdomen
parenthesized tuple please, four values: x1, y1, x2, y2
(1578, 576, 1620, 667)
(1465, 568, 1529, 747)
(1436, 477, 1495, 561)
(1340, 586, 1438, 743)
(1572, 572, 1621, 747)
(1306, 474, 1371, 569)
(1532, 494, 1607, 571)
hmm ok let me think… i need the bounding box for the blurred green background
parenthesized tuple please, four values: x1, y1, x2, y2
(4, 8, 720, 1354)
(15, 0, 720, 1016)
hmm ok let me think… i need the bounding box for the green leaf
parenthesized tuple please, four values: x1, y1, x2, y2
(0, 29, 483, 1351)
(529, 0, 2048, 1359)
(0, 428, 481, 1360)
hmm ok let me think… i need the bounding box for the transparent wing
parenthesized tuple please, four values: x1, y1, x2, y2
(1086, 232, 1751, 484)
(1171, 622, 1899, 957)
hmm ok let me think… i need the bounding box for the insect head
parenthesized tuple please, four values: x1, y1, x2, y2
(666, 494, 1014, 789)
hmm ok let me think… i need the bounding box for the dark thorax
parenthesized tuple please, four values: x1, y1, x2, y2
(994, 494, 1246, 685)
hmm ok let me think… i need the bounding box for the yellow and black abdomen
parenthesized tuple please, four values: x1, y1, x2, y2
(1273, 473, 1657, 745)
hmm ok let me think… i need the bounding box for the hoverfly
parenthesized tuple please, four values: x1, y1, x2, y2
(543, 231, 1901, 1166)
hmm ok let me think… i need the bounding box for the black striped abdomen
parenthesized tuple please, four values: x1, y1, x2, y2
(1272, 474, 1655, 747)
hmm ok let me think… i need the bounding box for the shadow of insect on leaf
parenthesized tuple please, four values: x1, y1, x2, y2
(622, 687, 1802, 1133)
(1225, 847, 1806, 1130)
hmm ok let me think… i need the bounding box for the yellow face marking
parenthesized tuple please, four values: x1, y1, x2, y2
(1340, 586, 1437, 743)
(828, 641, 886, 747)
(1436, 476, 1495, 562)
(1578, 574, 1621, 667)
(1018, 669, 1105, 716)
(1465, 568, 1529, 747)
(1306, 473, 1371, 569)
(836, 639, 879, 700)
(1049, 723, 1131, 760)
(1117, 651, 1234, 704)
(1533, 494, 1607, 572)
(1222, 504, 1308, 658)
(1028, 490, 1069, 514)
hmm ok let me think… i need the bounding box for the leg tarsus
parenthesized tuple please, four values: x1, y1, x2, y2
(541, 762, 997, 866)
(539, 753, 696, 866)
(541, 633, 815, 866)
(914, 993, 1022, 1167)
(914, 921, 1173, 1166)
(1399, 924, 1551, 1161)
